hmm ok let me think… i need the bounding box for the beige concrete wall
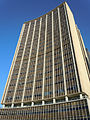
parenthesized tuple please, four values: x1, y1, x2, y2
(65, 3, 90, 98)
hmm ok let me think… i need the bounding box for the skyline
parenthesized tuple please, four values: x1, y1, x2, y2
(0, 0, 90, 108)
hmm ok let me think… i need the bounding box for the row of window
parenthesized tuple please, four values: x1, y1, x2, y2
(1, 99, 89, 119)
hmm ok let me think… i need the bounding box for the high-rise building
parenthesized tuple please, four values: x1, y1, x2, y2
(0, 2, 90, 119)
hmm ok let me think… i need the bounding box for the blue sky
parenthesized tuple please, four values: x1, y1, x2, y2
(0, 0, 90, 107)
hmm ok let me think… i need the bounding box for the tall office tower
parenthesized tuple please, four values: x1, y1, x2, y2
(0, 2, 90, 119)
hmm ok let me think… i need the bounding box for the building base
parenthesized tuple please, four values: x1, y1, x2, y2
(0, 98, 90, 120)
